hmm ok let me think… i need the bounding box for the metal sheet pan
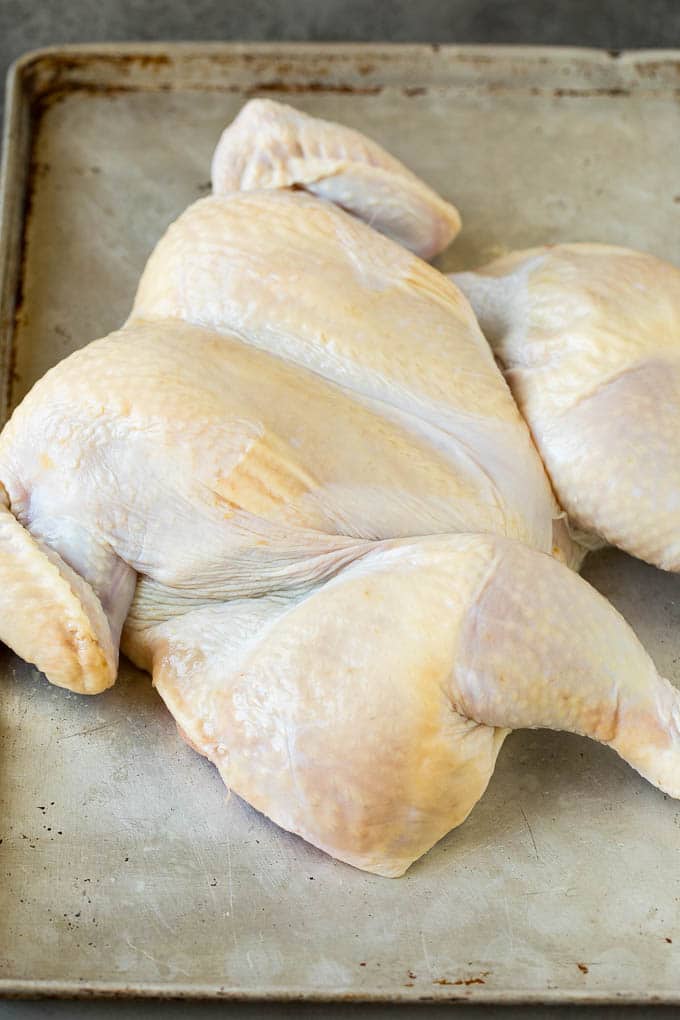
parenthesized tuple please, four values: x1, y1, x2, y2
(1, 43, 680, 1003)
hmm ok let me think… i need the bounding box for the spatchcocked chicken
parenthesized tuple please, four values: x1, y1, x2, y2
(453, 244, 680, 570)
(0, 104, 678, 876)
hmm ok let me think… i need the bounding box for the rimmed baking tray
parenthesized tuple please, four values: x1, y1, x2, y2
(1, 43, 680, 1003)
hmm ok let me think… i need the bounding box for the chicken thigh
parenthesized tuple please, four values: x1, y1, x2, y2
(453, 244, 680, 569)
(117, 529, 680, 878)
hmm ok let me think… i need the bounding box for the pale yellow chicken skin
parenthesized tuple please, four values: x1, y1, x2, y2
(2, 188, 564, 706)
(211, 98, 461, 259)
(0, 124, 677, 876)
(454, 243, 680, 570)
(127, 532, 680, 878)
(131, 189, 565, 559)
(1, 320, 679, 876)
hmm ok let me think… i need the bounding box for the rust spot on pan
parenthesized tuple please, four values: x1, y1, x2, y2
(634, 59, 680, 78)
(8, 135, 42, 409)
(244, 80, 383, 96)
(31, 83, 150, 116)
(553, 86, 630, 98)
(434, 972, 488, 986)
(26, 51, 172, 82)
(10, 93, 71, 405)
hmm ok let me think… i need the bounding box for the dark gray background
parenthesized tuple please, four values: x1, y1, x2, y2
(2, 1003, 680, 1020)
(2, 0, 680, 126)
(1, 0, 680, 1016)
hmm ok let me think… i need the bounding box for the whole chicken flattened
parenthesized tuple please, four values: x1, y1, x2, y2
(0, 110, 678, 877)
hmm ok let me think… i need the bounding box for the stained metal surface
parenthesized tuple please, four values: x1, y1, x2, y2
(1, 44, 680, 1003)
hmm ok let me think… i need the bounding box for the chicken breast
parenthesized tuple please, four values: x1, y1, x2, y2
(131, 188, 564, 558)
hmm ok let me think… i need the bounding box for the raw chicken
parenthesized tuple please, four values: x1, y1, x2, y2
(0, 181, 561, 691)
(125, 530, 680, 877)
(131, 188, 568, 560)
(0, 129, 673, 874)
(211, 98, 461, 259)
(453, 244, 680, 569)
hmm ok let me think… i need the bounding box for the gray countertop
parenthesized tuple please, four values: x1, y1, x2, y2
(2, 1, 680, 1017)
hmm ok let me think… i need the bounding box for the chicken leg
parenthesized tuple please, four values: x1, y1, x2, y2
(125, 532, 680, 877)
(453, 244, 680, 570)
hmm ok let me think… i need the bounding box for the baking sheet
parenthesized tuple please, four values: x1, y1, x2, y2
(1, 43, 680, 1003)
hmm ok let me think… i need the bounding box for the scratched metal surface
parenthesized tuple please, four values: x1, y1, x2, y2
(1, 44, 680, 1003)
